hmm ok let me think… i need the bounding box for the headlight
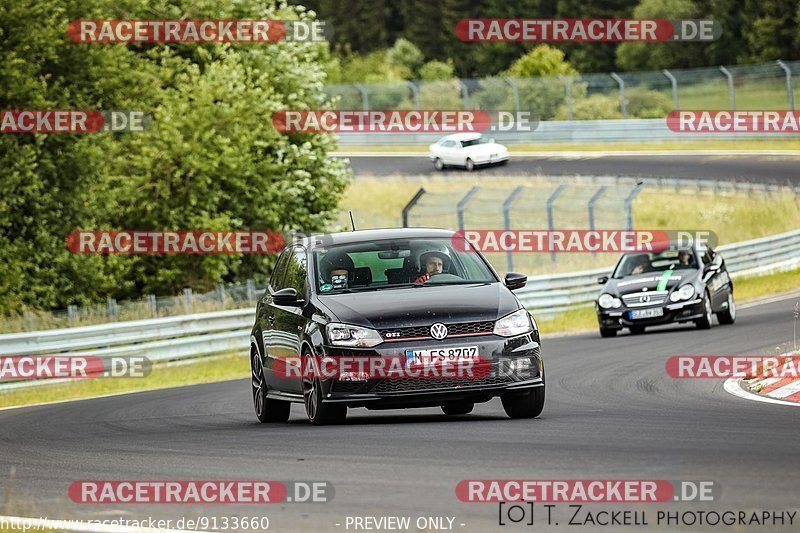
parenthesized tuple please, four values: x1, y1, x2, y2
(669, 284, 696, 302)
(326, 323, 383, 347)
(493, 309, 534, 337)
(598, 293, 622, 309)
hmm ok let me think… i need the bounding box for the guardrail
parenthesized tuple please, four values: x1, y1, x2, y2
(1, 229, 798, 388)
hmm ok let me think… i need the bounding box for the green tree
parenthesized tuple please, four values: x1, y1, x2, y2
(738, 0, 797, 63)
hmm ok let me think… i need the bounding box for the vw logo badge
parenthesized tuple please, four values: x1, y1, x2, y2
(430, 323, 448, 340)
(640, 295, 651, 303)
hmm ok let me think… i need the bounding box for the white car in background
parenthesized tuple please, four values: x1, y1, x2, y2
(428, 133, 510, 171)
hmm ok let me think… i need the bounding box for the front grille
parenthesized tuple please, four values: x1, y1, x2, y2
(621, 291, 667, 307)
(330, 380, 364, 394)
(380, 321, 494, 341)
(370, 372, 515, 394)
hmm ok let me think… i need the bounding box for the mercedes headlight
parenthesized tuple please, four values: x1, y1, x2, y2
(493, 309, 534, 337)
(598, 293, 622, 309)
(669, 284, 696, 302)
(326, 323, 383, 347)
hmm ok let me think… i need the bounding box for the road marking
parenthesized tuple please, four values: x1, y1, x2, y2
(333, 150, 800, 158)
(0, 514, 213, 533)
(723, 378, 800, 407)
(768, 379, 800, 399)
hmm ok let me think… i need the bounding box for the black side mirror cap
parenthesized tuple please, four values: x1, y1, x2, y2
(272, 287, 301, 306)
(504, 272, 527, 291)
(597, 275, 609, 284)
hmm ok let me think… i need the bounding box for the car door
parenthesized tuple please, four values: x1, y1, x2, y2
(439, 140, 460, 165)
(267, 245, 309, 394)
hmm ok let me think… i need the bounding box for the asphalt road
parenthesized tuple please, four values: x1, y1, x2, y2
(344, 154, 800, 183)
(1, 295, 799, 532)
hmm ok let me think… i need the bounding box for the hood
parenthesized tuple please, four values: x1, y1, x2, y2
(315, 282, 519, 329)
(604, 269, 699, 295)
(462, 143, 506, 156)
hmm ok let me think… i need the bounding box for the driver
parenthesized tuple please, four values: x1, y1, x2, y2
(321, 252, 354, 290)
(677, 250, 693, 266)
(415, 251, 448, 283)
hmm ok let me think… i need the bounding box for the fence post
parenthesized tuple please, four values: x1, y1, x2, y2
(401, 188, 426, 227)
(624, 182, 646, 230)
(353, 83, 369, 111)
(406, 81, 420, 110)
(217, 283, 226, 304)
(504, 77, 521, 114)
(502, 186, 524, 272)
(147, 294, 157, 317)
(776, 60, 795, 111)
(457, 186, 480, 231)
(183, 288, 193, 313)
(546, 184, 567, 263)
(587, 186, 607, 232)
(246, 279, 257, 301)
(557, 75, 573, 120)
(662, 69, 679, 110)
(67, 305, 78, 323)
(719, 66, 735, 110)
(610, 73, 627, 118)
(106, 298, 118, 318)
(456, 79, 469, 109)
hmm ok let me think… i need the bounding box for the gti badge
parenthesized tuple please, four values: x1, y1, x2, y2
(430, 323, 449, 340)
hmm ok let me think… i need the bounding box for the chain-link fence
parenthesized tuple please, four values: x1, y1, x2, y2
(325, 60, 799, 120)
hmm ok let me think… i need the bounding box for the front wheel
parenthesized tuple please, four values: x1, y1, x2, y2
(501, 387, 545, 419)
(252, 351, 290, 423)
(465, 158, 475, 171)
(302, 353, 347, 425)
(717, 291, 736, 325)
(433, 157, 444, 171)
(695, 291, 713, 330)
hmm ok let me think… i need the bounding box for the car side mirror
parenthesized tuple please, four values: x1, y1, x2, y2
(597, 275, 609, 284)
(272, 287, 301, 306)
(504, 272, 527, 291)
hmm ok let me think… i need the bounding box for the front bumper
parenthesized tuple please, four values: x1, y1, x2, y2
(596, 298, 706, 330)
(320, 332, 543, 408)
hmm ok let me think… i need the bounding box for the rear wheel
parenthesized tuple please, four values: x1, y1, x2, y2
(629, 325, 646, 335)
(695, 291, 713, 330)
(302, 352, 347, 425)
(465, 158, 475, 171)
(501, 387, 545, 419)
(441, 401, 474, 415)
(717, 291, 736, 325)
(252, 351, 290, 423)
(599, 327, 617, 338)
(433, 157, 444, 171)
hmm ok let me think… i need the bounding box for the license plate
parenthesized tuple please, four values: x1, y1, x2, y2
(629, 308, 664, 319)
(405, 346, 479, 367)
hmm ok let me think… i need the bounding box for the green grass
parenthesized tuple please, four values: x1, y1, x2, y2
(0, 353, 249, 409)
(336, 139, 800, 152)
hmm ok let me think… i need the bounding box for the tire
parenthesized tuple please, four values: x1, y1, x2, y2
(302, 352, 347, 425)
(433, 157, 444, 171)
(465, 158, 475, 171)
(252, 350, 290, 423)
(501, 387, 545, 419)
(717, 291, 736, 325)
(629, 325, 646, 335)
(599, 327, 617, 338)
(695, 291, 713, 330)
(441, 401, 474, 415)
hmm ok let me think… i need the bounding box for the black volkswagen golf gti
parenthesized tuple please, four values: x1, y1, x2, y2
(249, 228, 545, 425)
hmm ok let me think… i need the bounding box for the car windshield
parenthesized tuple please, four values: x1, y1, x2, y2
(612, 248, 698, 278)
(313, 237, 497, 294)
(460, 137, 488, 147)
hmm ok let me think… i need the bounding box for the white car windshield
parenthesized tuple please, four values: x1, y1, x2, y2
(460, 137, 488, 148)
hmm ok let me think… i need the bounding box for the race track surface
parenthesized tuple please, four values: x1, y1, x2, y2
(2, 294, 799, 531)
(345, 154, 800, 183)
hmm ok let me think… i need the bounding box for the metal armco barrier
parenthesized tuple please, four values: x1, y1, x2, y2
(1, 229, 798, 388)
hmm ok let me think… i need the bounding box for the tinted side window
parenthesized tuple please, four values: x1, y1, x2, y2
(270, 249, 291, 291)
(284, 246, 308, 296)
(702, 248, 716, 265)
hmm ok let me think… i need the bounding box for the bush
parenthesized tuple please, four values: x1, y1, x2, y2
(554, 94, 622, 120)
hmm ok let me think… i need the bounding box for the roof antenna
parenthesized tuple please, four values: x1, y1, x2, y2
(349, 211, 357, 231)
